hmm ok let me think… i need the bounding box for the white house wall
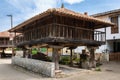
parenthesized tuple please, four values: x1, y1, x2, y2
(95, 14, 120, 53)
(96, 15, 111, 22)
(75, 46, 86, 53)
(96, 15, 120, 40)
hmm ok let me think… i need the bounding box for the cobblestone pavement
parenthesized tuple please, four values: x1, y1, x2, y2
(0, 58, 120, 80)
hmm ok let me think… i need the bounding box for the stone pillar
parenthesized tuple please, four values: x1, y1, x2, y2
(80, 49, 90, 69)
(69, 47, 76, 67)
(27, 48, 32, 58)
(89, 48, 96, 68)
(23, 50, 26, 58)
(52, 48, 60, 70)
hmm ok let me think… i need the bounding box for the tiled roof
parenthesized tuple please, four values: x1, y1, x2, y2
(51, 8, 114, 25)
(9, 8, 115, 32)
(92, 8, 120, 17)
(0, 31, 10, 38)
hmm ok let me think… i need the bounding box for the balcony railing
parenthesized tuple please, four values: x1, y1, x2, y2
(14, 23, 105, 45)
(0, 40, 13, 47)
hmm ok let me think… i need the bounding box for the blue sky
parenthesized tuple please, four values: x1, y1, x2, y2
(0, 0, 120, 32)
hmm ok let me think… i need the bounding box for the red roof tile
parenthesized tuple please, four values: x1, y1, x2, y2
(0, 31, 10, 38)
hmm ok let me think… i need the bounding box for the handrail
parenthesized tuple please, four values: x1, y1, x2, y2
(0, 41, 12, 45)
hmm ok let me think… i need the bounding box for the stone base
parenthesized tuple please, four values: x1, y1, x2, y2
(89, 61, 96, 68)
(55, 70, 62, 73)
(81, 61, 90, 69)
(12, 57, 55, 77)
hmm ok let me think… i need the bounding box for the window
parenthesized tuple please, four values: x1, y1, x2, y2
(110, 16, 119, 34)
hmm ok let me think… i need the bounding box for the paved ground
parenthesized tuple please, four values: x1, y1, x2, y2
(0, 58, 120, 80)
(0, 58, 46, 80)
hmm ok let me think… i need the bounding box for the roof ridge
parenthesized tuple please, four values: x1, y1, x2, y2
(92, 8, 120, 17)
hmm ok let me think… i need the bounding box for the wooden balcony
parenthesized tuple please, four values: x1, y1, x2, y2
(0, 41, 13, 47)
(14, 23, 105, 47)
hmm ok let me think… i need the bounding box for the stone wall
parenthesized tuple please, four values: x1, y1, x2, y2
(95, 53, 109, 62)
(12, 57, 55, 77)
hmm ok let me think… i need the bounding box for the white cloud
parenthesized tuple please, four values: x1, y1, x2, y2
(5, 0, 57, 27)
(0, 0, 84, 31)
(6, 0, 57, 19)
(64, 0, 84, 5)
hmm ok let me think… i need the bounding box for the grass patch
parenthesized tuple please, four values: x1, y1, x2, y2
(95, 67, 101, 71)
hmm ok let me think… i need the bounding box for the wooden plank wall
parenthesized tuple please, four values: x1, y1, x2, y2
(14, 15, 106, 45)
(109, 53, 120, 61)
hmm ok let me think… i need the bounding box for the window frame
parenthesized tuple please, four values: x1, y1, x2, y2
(110, 16, 119, 34)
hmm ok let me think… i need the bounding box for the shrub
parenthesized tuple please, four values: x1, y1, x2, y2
(59, 56, 70, 65)
(14, 48, 22, 51)
(47, 57, 52, 62)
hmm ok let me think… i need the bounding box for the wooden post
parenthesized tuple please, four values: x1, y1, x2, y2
(52, 48, 60, 70)
(22, 46, 27, 58)
(51, 45, 63, 70)
(70, 48, 73, 66)
(1, 48, 6, 58)
(11, 37, 14, 57)
(105, 27, 106, 42)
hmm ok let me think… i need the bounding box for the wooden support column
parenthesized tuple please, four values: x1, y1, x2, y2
(22, 46, 27, 58)
(51, 45, 62, 70)
(12, 47, 15, 56)
(52, 48, 60, 70)
(1, 48, 6, 58)
(70, 48, 73, 66)
(105, 27, 106, 42)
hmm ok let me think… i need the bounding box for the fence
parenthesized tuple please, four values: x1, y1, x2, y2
(109, 53, 120, 61)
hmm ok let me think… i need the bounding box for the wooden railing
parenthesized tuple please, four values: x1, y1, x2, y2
(14, 23, 105, 45)
(0, 40, 12, 47)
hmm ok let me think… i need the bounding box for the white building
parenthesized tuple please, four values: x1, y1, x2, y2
(92, 9, 120, 53)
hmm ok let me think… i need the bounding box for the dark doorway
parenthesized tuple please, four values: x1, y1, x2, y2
(113, 42, 120, 52)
